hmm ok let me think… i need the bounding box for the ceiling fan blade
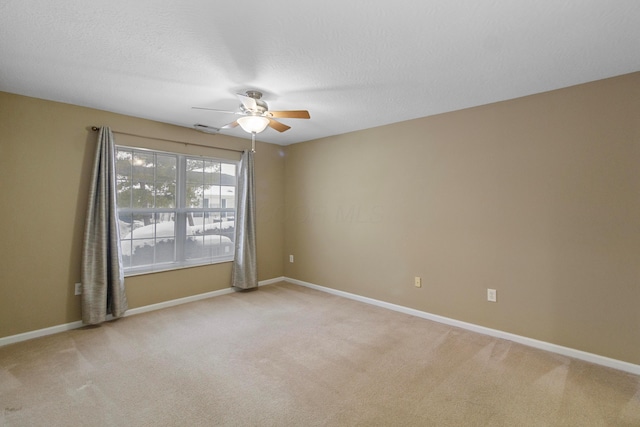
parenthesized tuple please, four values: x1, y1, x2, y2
(192, 107, 241, 115)
(267, 118, 291, 133)
(236, 94, 258, 111)
(221, 121, 239, 129)
(267, 110, 310, 119)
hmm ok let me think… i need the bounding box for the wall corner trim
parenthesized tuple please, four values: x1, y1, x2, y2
(0, 277, 285, 348)
(284, 277, 640, 376)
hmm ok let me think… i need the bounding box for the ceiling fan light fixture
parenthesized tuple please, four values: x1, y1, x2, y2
(237, 115, 269, 134)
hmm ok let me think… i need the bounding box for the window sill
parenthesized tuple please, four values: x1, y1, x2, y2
(123, 258, 234, 277)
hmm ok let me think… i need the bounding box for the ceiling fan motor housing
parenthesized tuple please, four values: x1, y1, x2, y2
(241, 90, 268, 115)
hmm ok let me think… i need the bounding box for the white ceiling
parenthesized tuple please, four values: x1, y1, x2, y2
(1, 1, 639, 145)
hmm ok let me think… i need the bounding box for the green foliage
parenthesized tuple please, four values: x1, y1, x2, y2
(115, 150, 223, 209)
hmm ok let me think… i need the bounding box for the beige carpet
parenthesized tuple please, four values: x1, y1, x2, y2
(1, 282, 639, 426)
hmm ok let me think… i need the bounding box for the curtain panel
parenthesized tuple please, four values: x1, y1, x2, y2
(81, 126, 128, 324)
(232, 150, 258, 289)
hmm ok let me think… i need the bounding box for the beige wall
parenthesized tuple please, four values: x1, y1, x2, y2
(2, 73, 638, 366)
(0, 92, 284, 338)
(284, 72, 640, 365)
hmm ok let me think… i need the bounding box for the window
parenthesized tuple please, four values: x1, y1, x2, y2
(115, 146, 237, 275)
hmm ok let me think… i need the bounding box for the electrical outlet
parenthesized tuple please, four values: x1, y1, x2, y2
(74, 283, 82, 296)
(414, 277, 422, 288)
(487, 288, 497, 302)
(289, 255, 294, 263)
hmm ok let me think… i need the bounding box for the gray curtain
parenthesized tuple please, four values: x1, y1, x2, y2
(81, 126, 128, 324)
(232, 150, 258, 289)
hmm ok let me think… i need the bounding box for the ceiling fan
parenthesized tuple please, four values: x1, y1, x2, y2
(193, 90, 310, 134)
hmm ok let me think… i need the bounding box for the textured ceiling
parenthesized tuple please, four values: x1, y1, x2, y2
(1, 1, 639, 145)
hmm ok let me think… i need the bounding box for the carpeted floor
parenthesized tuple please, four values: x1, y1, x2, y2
(1, 282, 639, 426)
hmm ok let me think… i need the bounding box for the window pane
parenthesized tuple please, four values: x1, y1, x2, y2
(155, 155, 176, 208)
(118, 212, 133, 237)
(153, 216, 176, 264)
(204, 161, 220, 185)
(186, 158, 203, 184)
(121, 214, 175, 268)
(204, 234, 223, 258)
(116, 150, 132, 179)
(186, 184, 204, 208)
(203, 212, 222, 236)
(120, 213, 145, 267)
(156, 182, 175, 208)
(116, 179, 132, 209)
(116, 151, 133, 208)
(219, 215, 235, 244)
(221, 163, 237, 182)
(118, 212, 133, 268)
(185, 234, 205, 260)
(221, 186, 235, 210)
(184, 230, 233, 260)
(132, 152, 155, 181)
(187, 213, 203, 236)
(204, 184, 220, 208)
(132, 182, 154, 208)
(156, 155, 176, 181)
(185, 211, 234, 260)
(185, 211, 203, 260)
(220, 209, 234, 221)
(205, 213, 235, 246)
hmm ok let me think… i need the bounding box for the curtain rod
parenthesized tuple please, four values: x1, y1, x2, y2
(90, 126, 246, 153)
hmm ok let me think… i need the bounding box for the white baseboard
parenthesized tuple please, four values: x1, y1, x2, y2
(285, 277, 640, 376)
(258, 276, 286, 287)
(0, 277, 284, 348)
(0, 321, 86, 348)
(3, 275, 637, 376)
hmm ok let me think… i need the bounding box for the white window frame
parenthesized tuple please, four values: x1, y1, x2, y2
(115, 145, 238, 276)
